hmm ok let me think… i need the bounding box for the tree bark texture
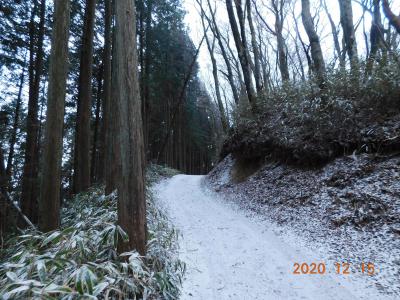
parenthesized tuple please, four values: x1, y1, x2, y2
(20, 0, 46, 225)
(226, 0, 257, 110)
(338, 0, 359, 71)
(73, 0, 96, 194)
(382, 0, 400, 34)
(301, 0, 326, 89)
(39, 0, 70, 232)
(113, 0, 147, 255)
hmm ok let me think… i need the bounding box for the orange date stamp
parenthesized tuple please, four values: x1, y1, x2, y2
(292, 262, 375, 275)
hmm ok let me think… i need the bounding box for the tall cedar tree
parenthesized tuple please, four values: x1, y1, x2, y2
(0, 132, 9, 237)
(6, 64, 25, 191)
(102, 0, 114, 194)
(39, 0, 70, 232)
(20, 0, 46, 225)
(73, 0, 96, 194)
(113, 0, 147, 254)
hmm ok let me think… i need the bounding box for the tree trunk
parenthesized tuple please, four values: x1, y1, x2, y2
(382, 0, 400, 34)
(205, 0, 239, 105)
(142, 0, 153, 155)
(20, 0, 46, 225)
(366, 0, 384, 75)
(273, 0, 290, 82)
(102, 0, 113, 192)
(200, 11, 228, 133)
(73, 0, 96, 194)
(226, 0, 257, 111)
(322, 0, 344, 69)
(113, 0, 147, 255)
(301, 0, 326, 90)
(91, 62, 103, 182)
(39, 0, 70, 232)
(37, 82, 46, 152)
(246, 0, 263, 93)
(338, 0, 359, 71)
(0, 145, 10, 238)
(6, 64, 25, 191)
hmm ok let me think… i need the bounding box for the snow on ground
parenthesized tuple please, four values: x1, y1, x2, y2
(154, 175, 395, 300)
(206, 154, 400, 297)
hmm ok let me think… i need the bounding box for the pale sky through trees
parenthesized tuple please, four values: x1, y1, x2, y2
(183, 0, 400, 107)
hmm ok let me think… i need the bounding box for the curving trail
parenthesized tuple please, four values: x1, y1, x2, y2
(154, 175, 394, 300)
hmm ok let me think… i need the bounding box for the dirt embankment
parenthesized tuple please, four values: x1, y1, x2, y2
(221, 110, 400, 167)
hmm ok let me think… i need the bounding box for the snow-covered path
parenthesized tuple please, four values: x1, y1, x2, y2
(155, 175, 393, 300)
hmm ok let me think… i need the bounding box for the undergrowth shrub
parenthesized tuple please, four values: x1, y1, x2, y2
(224, 63, 400, 165)
(0, 175, 184, 299)
(146, 164, 180, 185)
(261, 62, 400, 124)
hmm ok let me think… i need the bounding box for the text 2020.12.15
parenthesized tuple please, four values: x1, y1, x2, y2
(293, 262, 375, 275)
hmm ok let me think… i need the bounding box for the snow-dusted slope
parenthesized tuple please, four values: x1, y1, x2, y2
(154, 175, 394, 300)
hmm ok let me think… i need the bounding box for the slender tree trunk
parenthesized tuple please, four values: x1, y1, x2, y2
(114, 0, 147, 255)
(204, 0, 239, 105)
(73, 0, 96, 194)
(382, 0, 400, 34)
(235, 0, 257, 94)
(20, 0, 46, 225)
(226, 0, 257, 110)
(138, 0, 144, 96)
(246, 0, 263, 93)
(294, 37, 305, 81)
(338, 0, 359, 71)
(292, 8, 313, 77)
(273, 1, 290, 82)
(27, 0, 38, 110)
(102, 0, 113, 192)
(39, 0, 70, 232)
(6, 64, 25, 191)
(257, 30, 271, 90)
(301, 0, 326, 90)
(37, 81, 47, 159)
(0, 144, 10, 238)
(143, 0, 153, 155)
(322, 0, 344, 69)
(91, 63, 103, 182)
(366, 0, 384, 75)
(200, 11, 228, 133)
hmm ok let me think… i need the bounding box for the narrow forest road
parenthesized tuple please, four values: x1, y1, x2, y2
(155, 175, 394, 300)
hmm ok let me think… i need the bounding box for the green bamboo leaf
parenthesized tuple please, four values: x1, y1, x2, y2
(36, 260, 46, 281)
(5, 271, 17, 281)
(93, 282, 109, 296)
(116, 225, 129, 242)
(41, 231, 62, 247)
(43, 283, 73, 294)
(2, 285, 30, 299)
(61, 226, 77, 235)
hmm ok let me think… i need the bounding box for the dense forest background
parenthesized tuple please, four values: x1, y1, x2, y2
(0, 0, 219, 223)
